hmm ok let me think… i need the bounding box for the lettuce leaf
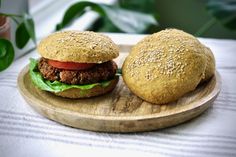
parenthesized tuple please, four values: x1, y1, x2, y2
(29, 58, 112, 93)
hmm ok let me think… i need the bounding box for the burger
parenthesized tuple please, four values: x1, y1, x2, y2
(29, 31, 119, 98)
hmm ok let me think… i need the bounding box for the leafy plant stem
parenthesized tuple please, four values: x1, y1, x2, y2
(195, 18, 217, 36)
(10, 17, 20, 25)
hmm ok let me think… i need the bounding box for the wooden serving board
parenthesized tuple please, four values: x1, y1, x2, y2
(17, 52, 221, 133)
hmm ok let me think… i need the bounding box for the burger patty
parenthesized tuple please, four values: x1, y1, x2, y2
(38, 58, 118, 85)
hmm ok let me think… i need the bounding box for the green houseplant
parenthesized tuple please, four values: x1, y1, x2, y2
(0, 0, 235, 72)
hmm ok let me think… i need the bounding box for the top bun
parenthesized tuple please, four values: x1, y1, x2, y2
(37, 31, 119, 63)
(122, 29, 208, 105)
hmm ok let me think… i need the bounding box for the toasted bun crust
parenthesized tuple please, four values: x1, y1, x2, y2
(201, 45, 215, 83)
(52, 77, 119, 98)
(37, 31, 119, 63)
(122, 29, 207, 105)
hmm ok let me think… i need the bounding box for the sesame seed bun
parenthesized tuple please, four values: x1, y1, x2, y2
(37, 31, 119, 63)
(122, 29, 208, 105)
(53, 77, 119, 98)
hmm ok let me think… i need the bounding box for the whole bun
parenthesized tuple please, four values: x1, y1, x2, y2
(53, 77, 119, 98)
(122, 29, 208, 105)
(37, 31, 119, 63)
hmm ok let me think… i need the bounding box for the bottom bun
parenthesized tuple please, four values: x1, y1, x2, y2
(52, 77, 119, 98)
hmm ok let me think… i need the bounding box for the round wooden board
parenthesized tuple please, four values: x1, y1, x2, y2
(17, 65, 221, 133)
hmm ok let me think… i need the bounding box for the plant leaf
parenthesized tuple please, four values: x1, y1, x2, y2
(15, 13, 36, 49)
(0, 39, 14, 71)
(23, 13, 36, 44)
(0, 43, 6, 58)
(101, 5, 157, 33)
(56, 1, 95, 30)
(88, 17, 121, 32)
(56, 1, 158, 33)
(207, 0, 236, 30)
(29, 58, 113, 93)
(15, 22, 30, 49)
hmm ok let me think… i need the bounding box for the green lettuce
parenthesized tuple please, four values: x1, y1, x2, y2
(29, 58, 112, 93)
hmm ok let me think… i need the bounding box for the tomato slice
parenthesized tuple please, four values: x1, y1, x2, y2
(48, 60, 95, 70)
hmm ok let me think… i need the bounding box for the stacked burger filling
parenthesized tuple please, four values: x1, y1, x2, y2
(38, 58, 117, 85)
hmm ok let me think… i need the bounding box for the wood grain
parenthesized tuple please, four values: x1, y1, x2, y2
(17, 52, 221, 133)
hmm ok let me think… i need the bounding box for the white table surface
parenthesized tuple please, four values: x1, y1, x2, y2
(0, 33, 236, 157)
